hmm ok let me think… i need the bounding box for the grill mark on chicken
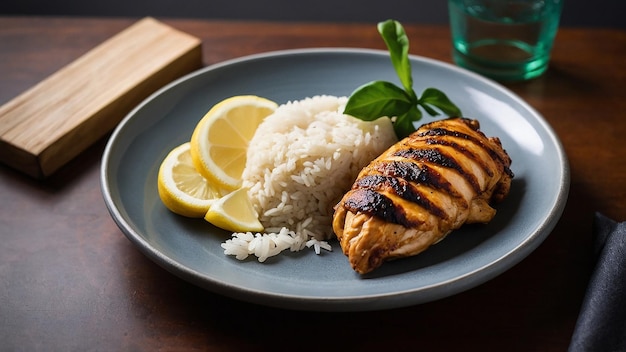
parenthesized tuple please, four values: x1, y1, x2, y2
(354, 175, 446, 218)
(374, 160, 421, 180)
(393, 147, 481, 193)
(422, 138, 494, 177)
(374, 160, 457, 194)
(419, 127, 513, 177)
(343, 188, 415, 228)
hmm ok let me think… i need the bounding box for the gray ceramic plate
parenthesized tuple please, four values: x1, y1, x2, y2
(101, 48, 569, 312)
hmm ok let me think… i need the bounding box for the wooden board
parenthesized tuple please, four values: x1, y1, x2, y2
(0, 17, 203, 179)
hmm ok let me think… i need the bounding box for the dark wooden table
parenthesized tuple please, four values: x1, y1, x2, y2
(1, 17, 624, 351)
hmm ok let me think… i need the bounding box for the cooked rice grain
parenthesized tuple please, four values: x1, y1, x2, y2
(222, 95, 397, 261)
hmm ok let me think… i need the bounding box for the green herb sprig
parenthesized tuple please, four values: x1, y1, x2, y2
(344, 19, 462, 139)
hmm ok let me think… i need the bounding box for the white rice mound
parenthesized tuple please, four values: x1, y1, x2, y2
(220, 95, 397, 262)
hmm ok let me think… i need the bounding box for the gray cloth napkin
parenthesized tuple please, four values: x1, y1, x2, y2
(569, 212, 626, 352)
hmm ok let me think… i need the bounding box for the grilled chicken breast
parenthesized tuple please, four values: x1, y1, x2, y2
(332, 117, 513, 274)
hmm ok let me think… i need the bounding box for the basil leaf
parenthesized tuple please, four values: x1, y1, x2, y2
(377, 20, 415, 99)
(418, 88, 463, 117)
(344, 20, 463, 139)
(394, 105, 422, 139)
(344, 81, 414, 121)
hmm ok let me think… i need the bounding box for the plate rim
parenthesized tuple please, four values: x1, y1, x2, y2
(100, 47, 570, 311)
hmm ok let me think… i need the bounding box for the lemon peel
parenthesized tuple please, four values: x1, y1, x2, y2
(190, 95, 278, 191)
(157, 142, 223, 217)
(204, 188, 264, 233)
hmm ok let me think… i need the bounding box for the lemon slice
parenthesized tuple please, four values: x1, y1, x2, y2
(157, 142, 223, 218)
(205, 188, 264, 233)
(190, 95, 278, 190)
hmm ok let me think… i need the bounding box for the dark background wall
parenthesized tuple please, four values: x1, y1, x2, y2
(1, 0, 625, 29)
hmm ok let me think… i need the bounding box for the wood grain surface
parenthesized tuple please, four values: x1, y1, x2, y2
(1, 17, 624, 351)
